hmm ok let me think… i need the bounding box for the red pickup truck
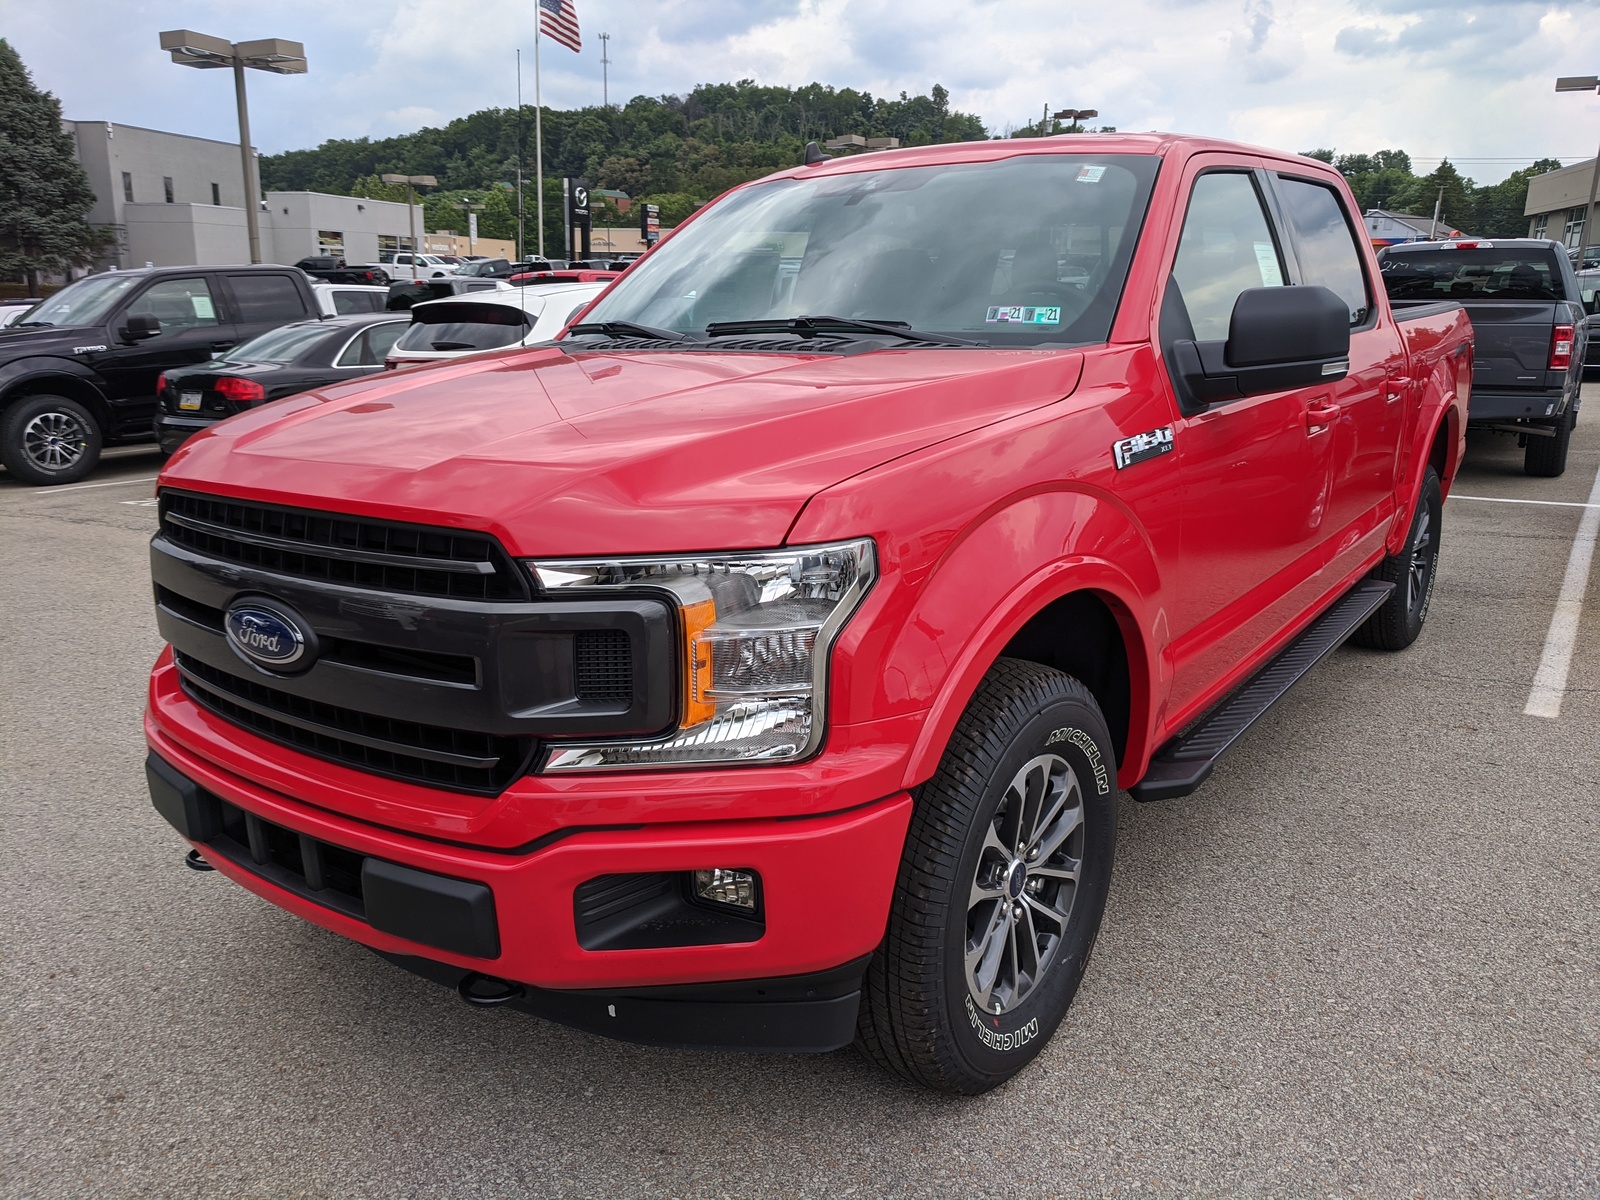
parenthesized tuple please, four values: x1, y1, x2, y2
(144, 134, 1471, 1095)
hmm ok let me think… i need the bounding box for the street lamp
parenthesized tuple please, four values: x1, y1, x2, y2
(1556, 75, 1600, 265)
(381, 174, 438, 278)
(159, 30, 307, 265)
(453, 200, 486, 256)
(1052, 108, 1099, 133)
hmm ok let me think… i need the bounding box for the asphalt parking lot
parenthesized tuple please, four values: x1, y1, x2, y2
(2, 388, 1597, 1198)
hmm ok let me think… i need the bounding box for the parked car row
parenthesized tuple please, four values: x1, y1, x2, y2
(0, 260, 615, 484)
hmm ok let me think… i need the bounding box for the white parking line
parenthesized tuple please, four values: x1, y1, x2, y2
(15, 475, 158, 496)
(1523, 461, 1600, 720)
(1449, 493, 1600, 510)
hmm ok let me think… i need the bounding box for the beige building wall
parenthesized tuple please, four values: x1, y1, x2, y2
(1525, 158, 1598, 244)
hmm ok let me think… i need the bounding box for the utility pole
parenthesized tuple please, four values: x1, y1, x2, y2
(600, 33, 611, 107)
(1429, 186, 1444, 239)
(1555, 75, 1600, 262)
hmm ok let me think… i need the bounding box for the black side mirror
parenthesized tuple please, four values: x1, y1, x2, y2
(1170, 285, 1350, 412)
(121, 313, 161, 341)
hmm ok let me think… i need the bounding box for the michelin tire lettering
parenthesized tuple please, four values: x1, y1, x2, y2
(1045, 726, 1111, 794)
(965, 995, 1040, 1051)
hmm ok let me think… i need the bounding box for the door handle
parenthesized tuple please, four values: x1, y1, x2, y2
(1305, 400, 1341, 431)
(210, 341, 235, 352)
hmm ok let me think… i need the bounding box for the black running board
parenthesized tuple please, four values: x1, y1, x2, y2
(1130, 580, 1394, 802)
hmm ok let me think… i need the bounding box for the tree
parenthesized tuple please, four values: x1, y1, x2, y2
(0, 39, 115, 289)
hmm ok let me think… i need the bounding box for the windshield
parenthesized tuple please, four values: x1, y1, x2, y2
(1379, 247, 1565, 302)
(576, 154, 1159, 347)
(224, 323, 329, 364)
(13, 273, 141, 328)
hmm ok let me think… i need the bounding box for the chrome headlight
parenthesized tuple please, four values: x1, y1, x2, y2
(530, 539, 876, 770)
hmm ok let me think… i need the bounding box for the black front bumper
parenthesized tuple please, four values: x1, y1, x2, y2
(377, 949, 870, 1054)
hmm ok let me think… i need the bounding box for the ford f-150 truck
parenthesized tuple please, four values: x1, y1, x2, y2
(1377, 238, 1587, 476)
(144, 134, 1471, 1095)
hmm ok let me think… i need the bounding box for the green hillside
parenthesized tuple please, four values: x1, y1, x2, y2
(260, 81, 987, 256)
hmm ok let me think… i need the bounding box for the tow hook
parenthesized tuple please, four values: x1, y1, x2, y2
(457, 972, 525, 1007)
(184, 848, 214, 872)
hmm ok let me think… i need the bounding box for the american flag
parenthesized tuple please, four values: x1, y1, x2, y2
(538, 0, 581, 53)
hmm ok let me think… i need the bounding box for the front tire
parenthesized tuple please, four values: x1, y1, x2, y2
(0, 394, 103, 486)
(1354, 466, 1442, 651)
(857, 659, 1117, 1094)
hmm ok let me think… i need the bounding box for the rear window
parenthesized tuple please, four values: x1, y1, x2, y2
(224, 323, 328, 364)
(1378, 247, 1563, 302)
(396, 302, 534, 352)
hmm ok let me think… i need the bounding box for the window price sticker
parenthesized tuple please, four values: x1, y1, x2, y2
(985, 305, 1062, 325)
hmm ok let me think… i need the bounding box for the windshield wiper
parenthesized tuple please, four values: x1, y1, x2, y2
(14, 321, 54, 328)
(568, 320, 698, 343)
(704, 315, 982, 346)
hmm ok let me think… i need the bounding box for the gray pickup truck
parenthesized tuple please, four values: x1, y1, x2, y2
(1378, 238, 1591, 477)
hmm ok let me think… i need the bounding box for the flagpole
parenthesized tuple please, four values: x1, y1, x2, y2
(534, 5, 545, 259)
(515, 48, 524, 261)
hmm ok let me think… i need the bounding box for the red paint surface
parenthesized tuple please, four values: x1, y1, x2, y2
(148, 134, 1472, 986)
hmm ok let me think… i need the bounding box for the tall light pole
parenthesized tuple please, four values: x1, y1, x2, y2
(381, 174, 437, 278)
(453, 200, 485, 255)
(159, 30, 307, 264)
(599, 33, 611, 107)
(1556, 75, 1600, 263)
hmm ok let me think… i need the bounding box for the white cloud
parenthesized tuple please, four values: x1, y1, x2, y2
(4, 0, 1598, 183)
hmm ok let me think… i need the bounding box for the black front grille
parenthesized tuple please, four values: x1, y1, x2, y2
(207, 793, 368, 919)
(159, 490, 528, 601)
(174, 651, 533, 795)
(575, 629, 632, 703)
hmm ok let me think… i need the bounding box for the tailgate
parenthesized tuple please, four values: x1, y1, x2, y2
(1460, 302, 1555, 390)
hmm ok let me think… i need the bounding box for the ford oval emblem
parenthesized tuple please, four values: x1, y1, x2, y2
(224, 601, 312, 671)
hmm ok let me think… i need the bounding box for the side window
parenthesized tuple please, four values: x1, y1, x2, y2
(1170, 172, 1286, 341)
(1275, 177, 1371, 325)
(331, 290, 380, 315)
(229, 274, 308, 324)
(337, 322, 406, 366)
(125, 277, 219, 335)
(365, 322, 407, 361)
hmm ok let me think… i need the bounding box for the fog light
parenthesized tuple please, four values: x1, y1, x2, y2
(692, 868, 758, 910)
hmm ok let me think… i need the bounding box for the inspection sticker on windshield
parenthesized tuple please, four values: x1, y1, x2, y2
(985, 305, 1061, 325)
(1075, 165, 1107, 183)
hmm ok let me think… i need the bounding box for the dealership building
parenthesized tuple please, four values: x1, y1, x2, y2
(1524, 156, 1598, 261)
(63, 120, 426, 269)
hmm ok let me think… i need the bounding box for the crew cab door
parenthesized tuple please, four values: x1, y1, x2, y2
(1157, 164, 1341, 715)
(1265, 170, 1402, 558)
(94, 274, 235, 432)
(218, 270, 318, 345)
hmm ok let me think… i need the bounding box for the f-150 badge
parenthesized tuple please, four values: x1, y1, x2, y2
(1112, 426, 1174, 470)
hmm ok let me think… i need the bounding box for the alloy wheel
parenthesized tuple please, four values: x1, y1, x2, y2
(22, 409, 89, 473)
(965, 753, 1085, 1015)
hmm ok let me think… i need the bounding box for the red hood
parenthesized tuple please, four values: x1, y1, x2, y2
(161, 345, 1084, 555)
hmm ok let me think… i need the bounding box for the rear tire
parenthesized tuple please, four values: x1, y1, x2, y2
(857, 658, 1117, 1094)
(0, 394, 103, 486)
(1354, 466, 1442, 651)
(1524, 409, 1573, 478)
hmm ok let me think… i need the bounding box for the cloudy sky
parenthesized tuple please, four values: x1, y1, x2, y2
(4, 0, 1599, 183)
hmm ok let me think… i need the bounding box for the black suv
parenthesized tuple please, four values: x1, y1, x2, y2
(0, 265, 321, 485)
(1379, 238, 1591, 476)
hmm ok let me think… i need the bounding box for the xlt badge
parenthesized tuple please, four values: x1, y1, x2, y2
(1112, 426, 1174, 470)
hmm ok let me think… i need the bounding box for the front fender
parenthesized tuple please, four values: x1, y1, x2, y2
(889, 491, 1160, 791)
(0, 354, 106, 396)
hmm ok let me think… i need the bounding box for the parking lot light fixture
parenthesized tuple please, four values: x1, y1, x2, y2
(1554, 75, 1600, 260)
(381, 174, 438, 277)
(158, 30, 308, 265)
